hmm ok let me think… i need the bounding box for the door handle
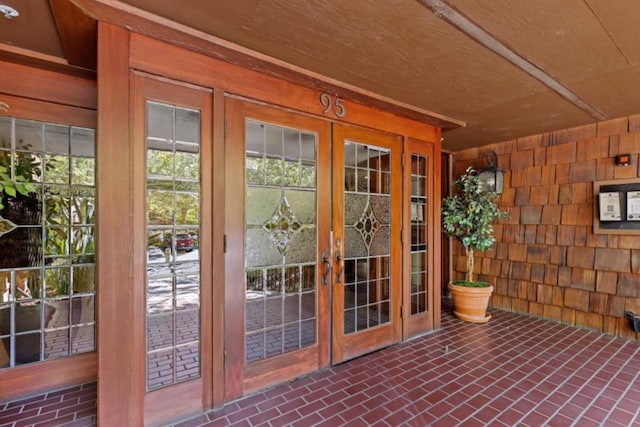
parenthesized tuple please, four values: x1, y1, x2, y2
(335, 249, 343, 283)
(321, 251, 331, 286)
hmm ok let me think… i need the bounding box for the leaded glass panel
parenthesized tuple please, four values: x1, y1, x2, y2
(342, 142, 392, 335)
(244, 119, 318, 363)
(0, 117, 95, 369)
(145, 101, 201, 391)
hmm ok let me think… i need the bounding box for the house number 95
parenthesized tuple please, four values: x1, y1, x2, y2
(320, 93, 346, 118)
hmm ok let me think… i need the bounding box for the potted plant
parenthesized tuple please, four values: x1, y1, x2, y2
(442, 166, 508, 323)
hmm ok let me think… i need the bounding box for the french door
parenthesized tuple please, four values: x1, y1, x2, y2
(331, 124, 403, 363)
(225, 99, 416, 395)
(225, 98, 332, 397)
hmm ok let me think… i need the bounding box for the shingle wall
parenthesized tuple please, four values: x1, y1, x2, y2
(451, 115, 640, 340)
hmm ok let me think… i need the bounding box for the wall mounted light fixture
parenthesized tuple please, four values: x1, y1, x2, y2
(477, 150, 504, 194)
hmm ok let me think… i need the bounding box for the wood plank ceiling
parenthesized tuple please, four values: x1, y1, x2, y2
(1, 0, 639, 151)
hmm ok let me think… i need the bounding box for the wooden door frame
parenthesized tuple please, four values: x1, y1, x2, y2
(402, 137, 440, 338)
(0, 74, 97, 403)
(331, 124, 403, 364)
(224, 96, 332, 399)
(131, 73, 214, 425)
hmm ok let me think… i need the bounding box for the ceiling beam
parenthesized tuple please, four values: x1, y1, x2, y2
(49, 0, 97, 70)
(416, 0, 608, 121)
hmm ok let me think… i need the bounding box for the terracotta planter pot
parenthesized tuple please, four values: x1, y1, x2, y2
(448, 282, 493, 323)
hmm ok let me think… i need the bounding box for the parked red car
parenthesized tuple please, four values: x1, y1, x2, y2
(165, 233, 194, 252)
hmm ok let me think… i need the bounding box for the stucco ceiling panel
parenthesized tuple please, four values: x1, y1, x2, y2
(446, 0, 631, 85)
(584, 0, 640, 66)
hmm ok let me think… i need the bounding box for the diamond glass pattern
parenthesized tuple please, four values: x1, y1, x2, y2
(354, 202, 380, 251)
(264, 196, 302, 255)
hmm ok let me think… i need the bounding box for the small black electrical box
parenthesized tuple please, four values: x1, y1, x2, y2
(616, 154, 632, 166)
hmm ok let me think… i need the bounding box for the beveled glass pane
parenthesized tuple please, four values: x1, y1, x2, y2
(176, 275, 199, 310)
(301, 319, 315, 347)
(369, 306, 380, 328)
(176, 310, 199, 345)
(356, 307, 368, 331)
(15, 303, 41, 333)
(70, 324, 94, 354)
(176, 342, 200, 381)
(147, 102, 174, 141)
(344, 309, 355, 334)
(265, 158, 283, 186)
(45, 268, 69, 298)
(70, 128, 95, 158)
(357, 169, 368, 192)
(71, 157, 94, 186)
(72, 265, 93, 294)
(345, 167, 356, 192)
(45, 185, 70, 225)
(44, 328, 69, 359)
(45, 299, 69, 328)
(284, 266, 300, 293)
(16, 270, 41, 301)
(246, 156, 264, 185)
(284, 294, 299, 323)
(283, 160, 300, 187)
(175, 152, 199, 179)
(355, 282, 367, 306)
(300, 165, 315, 188)
(45, 227, 69, 257)
(15, 332, 41, 364)
(246, 121, 264, 154)
(265, 327, 283, 358)
(175, 108, 200, 143)
(246, 269, 264, 295)
(246, 299, 264, 332)
(175, 193, 199, 226)
(148, 313, 174, 351)
(147, 150, 173, 178)
(0, 227, 44, 269)
(344, 284, 355, 309)
(300, 292, 315, 320)
(71, 226, 94, 256)
(71, 296, 94, 325)
(284, 322, 300, 352)
(16, 152, 43, 183)
(343, 259, 356, 284)
(264, 125, 283, 157)
(44, 155, 69, 184)
(147, 190, 174, 226)
(246, 331, 264, 363)
(15, 119, 43, 152)
(265, 297, 283, 327)
(71, 194, 96, 225)
(147, 277, 173, 314)
(266, 268, 282, 294)
(147, 349, 174, 390)
(355, 144, 368, 168)
(44, 124, 69, 154)
(301, 265, 315, 291)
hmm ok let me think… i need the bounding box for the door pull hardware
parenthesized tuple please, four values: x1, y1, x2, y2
(335, 249, 343, 283)
(321, 251, 331, 285)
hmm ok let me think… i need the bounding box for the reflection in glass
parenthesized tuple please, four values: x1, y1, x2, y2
(0, 116, 95, 368)
(343, 142, 392, 335)
(244, 119, 318, 363)
(145, 101, 201, 391)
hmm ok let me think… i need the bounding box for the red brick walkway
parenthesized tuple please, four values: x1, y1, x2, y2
(2, 301, 639, 426)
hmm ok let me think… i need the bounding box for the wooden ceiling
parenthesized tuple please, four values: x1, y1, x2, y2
(1, 0, 639, 151)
